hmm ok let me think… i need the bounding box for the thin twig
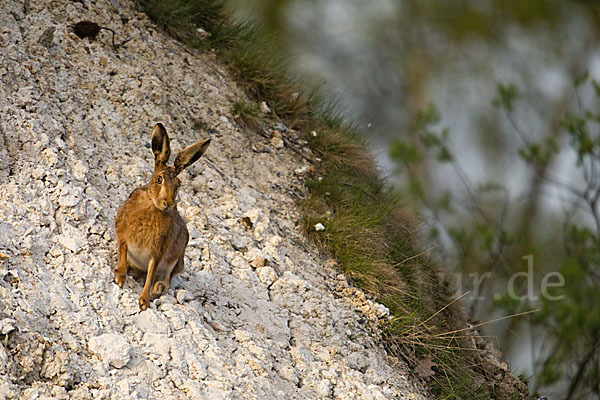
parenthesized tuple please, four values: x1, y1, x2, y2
(282, 136, 316, 163)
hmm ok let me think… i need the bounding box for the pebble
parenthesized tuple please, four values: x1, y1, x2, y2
(0, 319, 16, 335)
(256, 266, 277, 286)
(259, 101, 271, 114)
(88, 333, 131, 368)
(271, 129, 282, 139)
(270, 136, 284, 149)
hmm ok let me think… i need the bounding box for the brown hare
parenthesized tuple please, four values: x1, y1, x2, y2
(114, 123, 210, 311)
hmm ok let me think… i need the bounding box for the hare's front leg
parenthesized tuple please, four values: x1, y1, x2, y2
(139, 256, 160, 311)
(114, 241, 128, 287)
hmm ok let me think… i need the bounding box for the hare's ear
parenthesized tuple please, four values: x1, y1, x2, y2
(174, 139, 211, 175)
(151, 123, 171, 168)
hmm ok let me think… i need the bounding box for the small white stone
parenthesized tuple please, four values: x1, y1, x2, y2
(185, 353, 208, 380)
(116, 379, 130, 396)
(71, 160, 88, 181)
(374, 303, 390, 318)
(58, 194, 79, 208)
(256, 266, 277, 286)
(88, 333, 131, 368)
(234, 329, 252, 343)
(59, 223, 86, 252)
(294, 166, 308, 176)
(48, 245, 63, 258)
(259, 101, 271, 114)
(142, 333, 172, 357)
(176, 289, 191, 304)
(0, 318, 16, 335)
(58, 235, 83, 253)
(196, 28, 210, 38)
(254, 221, 268, 241)
(315, 223, 325, 231)
(31, 167, 45, 180)
(270, 136, 284, 149)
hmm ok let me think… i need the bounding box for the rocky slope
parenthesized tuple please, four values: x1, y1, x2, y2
(0, 0, 430, 398)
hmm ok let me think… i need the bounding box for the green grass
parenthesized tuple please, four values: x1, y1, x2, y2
(139, 1, 529, 398)
(232, 100, 261, 132)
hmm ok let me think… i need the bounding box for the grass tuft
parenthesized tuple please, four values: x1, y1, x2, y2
(233, 100, 261, 132)
(140, 1, 529, 399)
(224, 34, 315, 126)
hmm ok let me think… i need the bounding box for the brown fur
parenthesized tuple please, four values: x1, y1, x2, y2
(114, 123, 210, 311)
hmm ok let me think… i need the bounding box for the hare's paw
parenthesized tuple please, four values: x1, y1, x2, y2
(139, 293, 150, 311)
(114, 271, 126, 287)
(152, 281, 168, 297)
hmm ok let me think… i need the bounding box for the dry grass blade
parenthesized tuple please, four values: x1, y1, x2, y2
(432, 309, 540, 338)
(416, 291, 470, 329)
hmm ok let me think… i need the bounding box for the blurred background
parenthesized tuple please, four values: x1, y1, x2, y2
(229, 1, 600, 399)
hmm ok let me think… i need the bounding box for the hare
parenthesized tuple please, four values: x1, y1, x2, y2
(114, 123, 210, 311)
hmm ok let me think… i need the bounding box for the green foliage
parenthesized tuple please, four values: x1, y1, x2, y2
(562, 112, 597, 163)
(517, 137, 558, 167)
(390, 104, 454, 195)
(492, 83, 520, 112)
(535, 225, 600, 395)
(401, 77, 600, 398)
(389, 139, 422, 164)
(437, 190, 453, 212)
(538, 362, 561, 387)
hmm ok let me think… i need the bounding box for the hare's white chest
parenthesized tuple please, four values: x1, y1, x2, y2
(127, 245, 152, 271)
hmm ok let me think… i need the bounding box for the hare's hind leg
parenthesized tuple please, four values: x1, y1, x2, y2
(114, 241, 128, 287)
(152, 255, 184, 297)
(171, 254, 184, 279)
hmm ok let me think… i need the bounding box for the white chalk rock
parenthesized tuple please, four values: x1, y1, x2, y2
(256, 266, 277, 287)
(0, 319, 16, 335)
(58, 222, 86, 252)
(88, 333, 131, 368)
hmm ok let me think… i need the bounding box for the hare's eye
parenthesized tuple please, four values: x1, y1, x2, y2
(157, 176, 163, 184)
